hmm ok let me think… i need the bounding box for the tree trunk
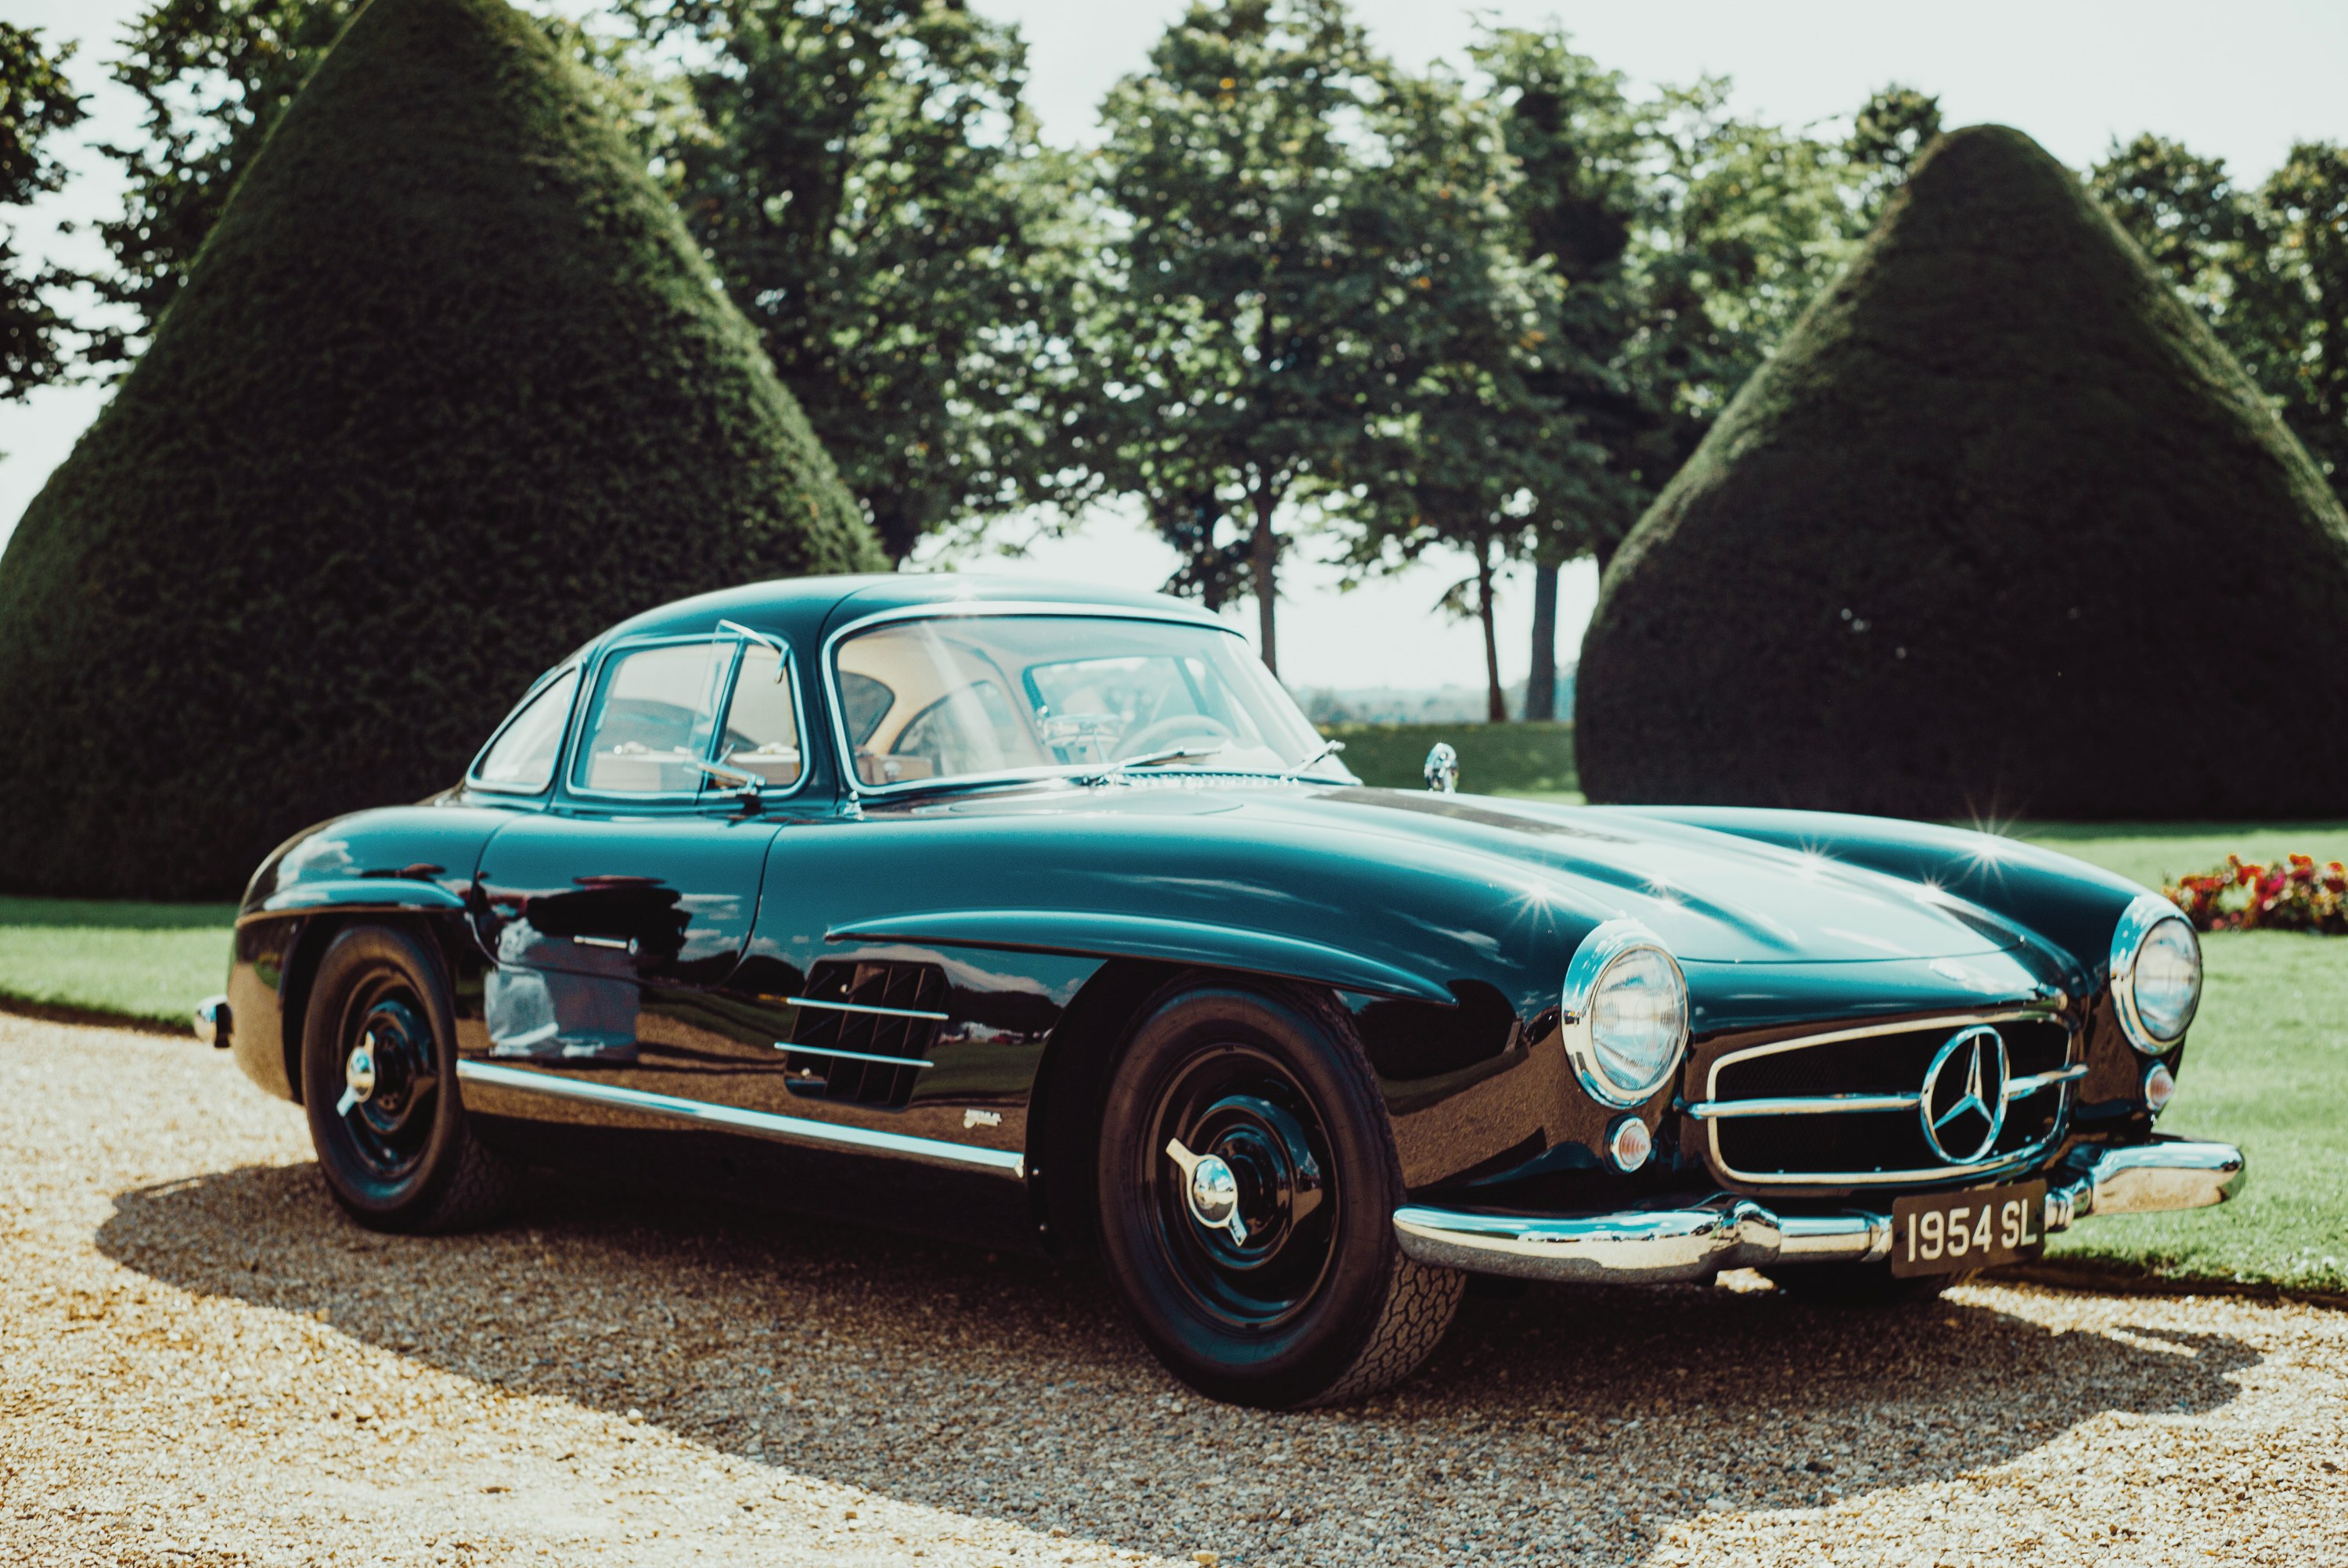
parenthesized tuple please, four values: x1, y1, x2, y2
(1478, 540, 1506, 722)
(1250, 485, 1280, 674)
(1523, 557, 1559, 720)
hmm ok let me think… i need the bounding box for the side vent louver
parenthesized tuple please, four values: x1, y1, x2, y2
(784, 959, 949, 1109)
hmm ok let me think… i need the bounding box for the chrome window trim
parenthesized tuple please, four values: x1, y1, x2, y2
(454, 1061, 1020, 1177)
(819, 601, 1287, 803)
(2109, 892, 2200, 1054)
(565, 627, 814, 806)
(783, 994, 951, 1022)
(465, 663, 585, 797)
(1694, 1004, 2079, 1188)
(1560, 918, 1690, 1109)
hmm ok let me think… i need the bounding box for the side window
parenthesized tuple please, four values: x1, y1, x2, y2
(574, 640, 729, 795)
(717, 643, 805, 789)
(472, 668, 579, 793)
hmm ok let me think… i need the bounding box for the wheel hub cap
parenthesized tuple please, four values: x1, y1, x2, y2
(1165, 1139, 1249, 1245)
(337, 1041, 379, 1117)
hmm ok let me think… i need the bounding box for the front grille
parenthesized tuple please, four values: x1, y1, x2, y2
(784, 959, 947, 1109)
(1699, 1013, 2076, 1186)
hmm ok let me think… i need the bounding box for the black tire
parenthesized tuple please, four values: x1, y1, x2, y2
(301, 924, 514, 1233)
(1094, 977, 1463, 1408)
(1762, 1261, 1975, 1305)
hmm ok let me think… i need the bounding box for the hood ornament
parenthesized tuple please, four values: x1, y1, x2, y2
(1423, 743, 1459, 794)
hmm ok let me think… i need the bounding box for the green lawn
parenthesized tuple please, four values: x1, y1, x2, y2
(0, 896, 236, 1028)
(0, 816, 2339, 1293)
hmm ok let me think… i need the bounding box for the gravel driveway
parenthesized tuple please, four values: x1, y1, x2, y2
(3, 1012, 2343, 1566)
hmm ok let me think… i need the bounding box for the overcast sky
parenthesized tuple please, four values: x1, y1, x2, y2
(5, 0, 2343, 692)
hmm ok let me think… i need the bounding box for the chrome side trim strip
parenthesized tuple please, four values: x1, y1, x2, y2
(454, 1061, 1022, 1178)
(783, 994, 950, 1022)
(1686, 1091, 1921, 1120)
(774, 1042, 935, 1069)
(571, 933, 632, 951)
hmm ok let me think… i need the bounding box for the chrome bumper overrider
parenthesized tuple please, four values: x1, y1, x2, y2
(1390, 1138, 2246, 1285)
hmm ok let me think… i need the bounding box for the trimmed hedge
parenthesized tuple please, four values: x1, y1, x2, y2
(0, 0, 879, 899)
(1323, 721, 1577, 794)
(1576, 125, 2348, 820)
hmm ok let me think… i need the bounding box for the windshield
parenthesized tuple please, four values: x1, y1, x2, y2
(832, 614, 1339, 790)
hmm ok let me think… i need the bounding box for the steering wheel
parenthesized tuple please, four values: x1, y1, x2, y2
(1122, 714, 1234, 757)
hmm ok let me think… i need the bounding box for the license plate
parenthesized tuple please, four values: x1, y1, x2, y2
(1888, 1180, 2047, 1277)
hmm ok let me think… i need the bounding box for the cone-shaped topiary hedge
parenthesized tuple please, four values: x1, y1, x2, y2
(0, 0, 879, 897)
(1576, 125, 2348, 821)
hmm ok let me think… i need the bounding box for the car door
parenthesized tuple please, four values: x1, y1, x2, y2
(474, 630, 801, 1082)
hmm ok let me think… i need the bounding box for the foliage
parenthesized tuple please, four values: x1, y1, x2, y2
(88, 0, 693, 360)
(1331, 64, 1600, 721)
(2165, 854, 2348, 934)
(1579, 125, 2348, 820)
(1471, 36, 1934, 717)
(625, 0, 1082, 562)
(0, 22, 88, 401)
(2091, 134, 2348, 505)
(0, 0, 876, 899)
(1069, 0, 1398, 673)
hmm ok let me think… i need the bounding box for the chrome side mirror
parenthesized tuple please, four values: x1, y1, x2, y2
(1424, 743, 1459, 794)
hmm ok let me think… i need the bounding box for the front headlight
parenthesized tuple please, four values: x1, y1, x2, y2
(2111, 894, 2202, 1053)
(1561, 919, 1690, 1107)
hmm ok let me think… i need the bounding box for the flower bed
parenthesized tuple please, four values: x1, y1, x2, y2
(2164, 854, 2348, 934)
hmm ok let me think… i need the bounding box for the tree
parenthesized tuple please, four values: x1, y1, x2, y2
(1842, 84, 1941, 229)
(1334, 64, 1594, 721)
(1072, 0, 1393, 674)
(2092, 134, 2348, 502)
(627, 0, 1081, 563)
(90, 0, 362, 356)
(1577, 126, 2348, 820)
(2247, 143, 2348, 490)
(0, 0, 876, 898)
(0, 22, 88, 401)
(1471, 27, 1653, 719)
(1475, 33, 1880, 717)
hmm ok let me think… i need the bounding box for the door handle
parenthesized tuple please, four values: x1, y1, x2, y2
(571, 934, 636, 954)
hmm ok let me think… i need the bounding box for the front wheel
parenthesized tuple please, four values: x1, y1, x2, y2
(301, 924, 514, 1233)
(1094, 979, 1462, 1408)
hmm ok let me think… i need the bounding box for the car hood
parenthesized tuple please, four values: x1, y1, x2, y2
(913, 782, 2028, 966)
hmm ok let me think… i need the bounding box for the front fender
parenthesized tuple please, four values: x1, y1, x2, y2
(826, 908, 1455, 1003)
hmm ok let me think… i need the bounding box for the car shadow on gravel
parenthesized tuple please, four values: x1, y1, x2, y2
(99, 1161, 2264, 1566)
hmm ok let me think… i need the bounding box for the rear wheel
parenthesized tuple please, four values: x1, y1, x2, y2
(1094, 978, 1461, 1408)
(301, 925, 514, 1233)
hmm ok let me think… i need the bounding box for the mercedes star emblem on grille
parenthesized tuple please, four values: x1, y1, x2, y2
(1920, 1024, 2010, 1163)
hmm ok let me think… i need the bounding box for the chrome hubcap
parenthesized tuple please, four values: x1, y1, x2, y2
(1166, 1139, 1247, 1244)
(336, 1039, 379, 1117)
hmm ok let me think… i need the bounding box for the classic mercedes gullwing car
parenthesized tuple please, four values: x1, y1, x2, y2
(196, 576, 2245, 1408)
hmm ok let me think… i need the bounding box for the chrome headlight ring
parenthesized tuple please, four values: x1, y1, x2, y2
(2109, 893, 2202, 1055)
(1561, 918, 1691, 1109)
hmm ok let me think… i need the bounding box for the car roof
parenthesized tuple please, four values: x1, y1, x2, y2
(596, 573, 1221, 649)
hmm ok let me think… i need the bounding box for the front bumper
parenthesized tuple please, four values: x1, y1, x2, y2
(1391, 1138, 2246, 1285)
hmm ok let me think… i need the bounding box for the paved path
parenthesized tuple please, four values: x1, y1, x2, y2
(2, 1013, 2342, 1566)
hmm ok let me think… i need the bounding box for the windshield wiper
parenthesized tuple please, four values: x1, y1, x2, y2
(1276, 738, 1346, 784)
(1079, 742, 1227, 786)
